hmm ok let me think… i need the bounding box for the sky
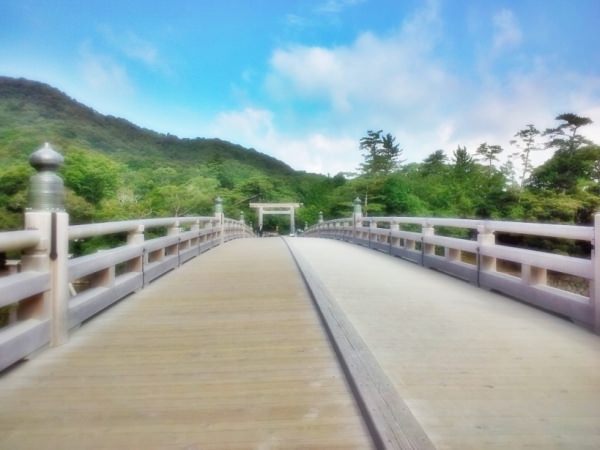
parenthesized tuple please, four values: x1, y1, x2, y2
(1, 0, 599, 175)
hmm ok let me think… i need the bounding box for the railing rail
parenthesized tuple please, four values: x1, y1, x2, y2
(68, 216, 218, 240)
(306, 212, 600, 333)
(0, 230, 41, 252)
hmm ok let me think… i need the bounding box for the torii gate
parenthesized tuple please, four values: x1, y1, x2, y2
(249, 202, 301, 235)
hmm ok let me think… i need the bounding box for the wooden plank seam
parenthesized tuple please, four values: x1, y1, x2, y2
(282, 237, 436, 450)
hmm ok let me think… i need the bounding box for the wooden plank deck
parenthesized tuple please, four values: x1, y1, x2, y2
(287, 237, 600, 450)
(0, 238, 374, 449)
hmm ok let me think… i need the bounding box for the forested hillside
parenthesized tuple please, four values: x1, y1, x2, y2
(0, 77, 335, 230)
(0, 77, 598, 236)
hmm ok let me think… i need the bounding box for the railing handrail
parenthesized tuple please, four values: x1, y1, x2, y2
(0, 229, 42, 252)
(68, 216, 219, 240)
(317, 216, 594, 242)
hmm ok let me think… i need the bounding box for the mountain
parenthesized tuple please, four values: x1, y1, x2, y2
(0, 77, 294, 174)
(0, 77, 336, 231)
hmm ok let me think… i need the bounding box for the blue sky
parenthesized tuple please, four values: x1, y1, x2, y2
(1, 0, 599, 174)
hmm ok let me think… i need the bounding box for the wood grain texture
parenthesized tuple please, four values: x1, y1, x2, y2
(285, 237, 436, 450)
(289, 237, 600, 450)
(0, 238, 374, 450)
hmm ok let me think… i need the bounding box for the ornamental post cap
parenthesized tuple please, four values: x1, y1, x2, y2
(28, 142, 65, 211)
(29, 142, 64, 172)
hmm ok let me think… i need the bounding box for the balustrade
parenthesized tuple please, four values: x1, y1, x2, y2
(306, 201, 600, 333)
(0, 143, 253, 371)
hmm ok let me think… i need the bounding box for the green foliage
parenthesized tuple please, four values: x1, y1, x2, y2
(0, 77, 328, 234)
(62, 149, 122, 204)
(510, 124, 541, 186)
(0, 76, 598, 238)
(475, 142, 504, 171)
(359, 130, 402, 176)
(543, 113, 593, 152)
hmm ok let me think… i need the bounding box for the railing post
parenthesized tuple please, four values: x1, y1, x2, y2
(353, 197, 362, 242)
(21, 143, 69, 346)
(446, 247, 461, 262)
(318, 211, 324, 224)
(240, 212, 245, 239)
(127, 224, 144, 273)
(203, 220, 212, 246)
(522, 265, 547, 285)
(477, 224, 497, 272)
(191, 219, 201, 248)
(390, 221, 400, 249)
(168, 220, 181, 265)
(215, 197, 224, 244)
(128, 224, 145, 245)
(422, 223, 435, 255)
(167, 220, 181, 236)
(369, 220, 377, 247)
(593, 213, 600, 333)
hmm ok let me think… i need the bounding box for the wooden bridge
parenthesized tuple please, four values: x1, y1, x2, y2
(1, 145, 600, 449)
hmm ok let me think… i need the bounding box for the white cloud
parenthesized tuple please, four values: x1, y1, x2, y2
(98, 27, 169, 74)
(492, 9, 522, 51)
(119, 33, 159, 66)
(268, 2, 451, 117)
(259, 1, 599, 175)
(79, 43, 133, 95)
(205, 107, 359, 174)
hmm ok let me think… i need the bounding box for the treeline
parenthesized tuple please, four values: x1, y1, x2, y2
(0, 77, 332, 232)
(318, 113, 599, 227)
(0, 77, 598, 237)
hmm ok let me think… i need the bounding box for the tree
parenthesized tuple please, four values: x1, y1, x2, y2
(476, 143, 503, 172)
(421, 150, 447, 175)
(359, 130, 402, 176)
(529, 144, 600, 194)
(62, 150, 122, 204)
(544, 113, 593, 152)
(381, 133, 403, 173)
(452, 146, 475, 175)
(510, 124, 541, 187)
(359, 130, 383, 176)
(529, 114, 595, 193)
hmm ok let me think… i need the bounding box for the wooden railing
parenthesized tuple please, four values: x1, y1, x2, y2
(0, 215, 253, 371)
(305, 213, 600, 333)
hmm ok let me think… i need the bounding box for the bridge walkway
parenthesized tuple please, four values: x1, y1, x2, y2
(287, 237, 600, 450)
(0, 238, 374, 449)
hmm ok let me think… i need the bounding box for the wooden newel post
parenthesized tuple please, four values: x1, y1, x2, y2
(593, 213, 600, 334)
(22, 143, 69, 346)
